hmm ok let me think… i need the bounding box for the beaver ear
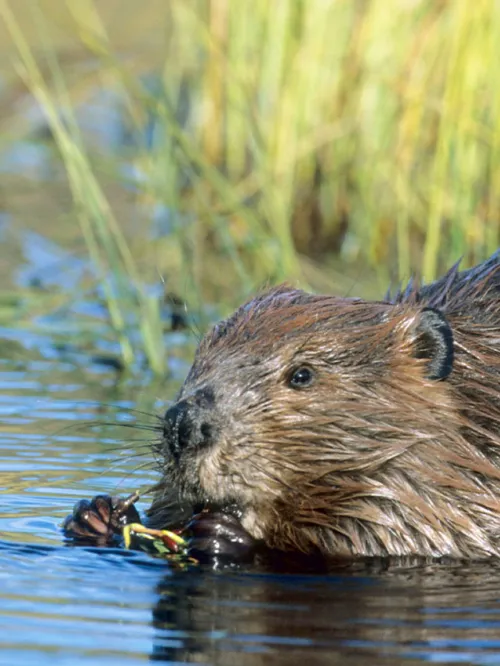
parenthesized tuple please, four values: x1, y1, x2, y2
(413, 307, 454, 380)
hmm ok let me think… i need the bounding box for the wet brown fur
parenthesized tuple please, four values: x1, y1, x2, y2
(153, 252, 500, 558)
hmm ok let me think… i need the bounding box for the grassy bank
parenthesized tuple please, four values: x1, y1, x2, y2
(1, 0, 499, 373)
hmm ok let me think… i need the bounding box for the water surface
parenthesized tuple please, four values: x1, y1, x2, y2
(2, 325, 500, 666)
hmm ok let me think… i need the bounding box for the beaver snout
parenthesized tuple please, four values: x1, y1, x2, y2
(163, 390, 217, 461)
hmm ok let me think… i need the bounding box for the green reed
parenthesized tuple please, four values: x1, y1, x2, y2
(0, 0, 167, 373)
(2, 0, 500, 373)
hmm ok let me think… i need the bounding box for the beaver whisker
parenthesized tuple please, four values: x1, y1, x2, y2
(103, 439, 158, 448)
(80, 401, 163, 422)
(105, 450, 155, 461)
(100, 423, 162, 432)
(96, 456, 156, 478)
(53, 421, 162, 438)
(57, 400, 163, 423)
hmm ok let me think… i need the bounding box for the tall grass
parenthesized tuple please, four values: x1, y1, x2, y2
(0, 0, 167, 373)
(138, 0, 500, 283)
(2, 0, 500, 372)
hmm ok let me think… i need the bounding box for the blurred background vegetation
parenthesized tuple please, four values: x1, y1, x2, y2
(0, 0, 499, 375)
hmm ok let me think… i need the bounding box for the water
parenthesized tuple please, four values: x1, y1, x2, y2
(2, 328, 500, 665)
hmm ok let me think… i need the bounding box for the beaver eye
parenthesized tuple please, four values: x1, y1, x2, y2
(288, 366, 315, 389)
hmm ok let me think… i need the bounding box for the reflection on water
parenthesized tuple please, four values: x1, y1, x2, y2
(152, 560, 500, 665)
(1, 330, 500, 665)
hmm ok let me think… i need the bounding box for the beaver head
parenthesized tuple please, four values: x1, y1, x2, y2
(157, 262, 500, 558)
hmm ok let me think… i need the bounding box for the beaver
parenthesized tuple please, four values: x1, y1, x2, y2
(64, 251, 500, 561)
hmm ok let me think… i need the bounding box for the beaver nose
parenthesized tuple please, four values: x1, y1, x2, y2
(163, 398, 214, 459)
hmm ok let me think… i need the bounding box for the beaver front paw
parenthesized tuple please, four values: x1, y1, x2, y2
(62, 494, 141, 546)
(185, 511, 258, 564)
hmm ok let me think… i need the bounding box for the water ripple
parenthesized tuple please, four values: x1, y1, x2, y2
(2, 341, 500, 664)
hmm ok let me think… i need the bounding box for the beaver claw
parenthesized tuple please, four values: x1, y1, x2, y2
(63, 494, 141, 545)
(63, 496, 256, 563)
(185, 511, 257, 564)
